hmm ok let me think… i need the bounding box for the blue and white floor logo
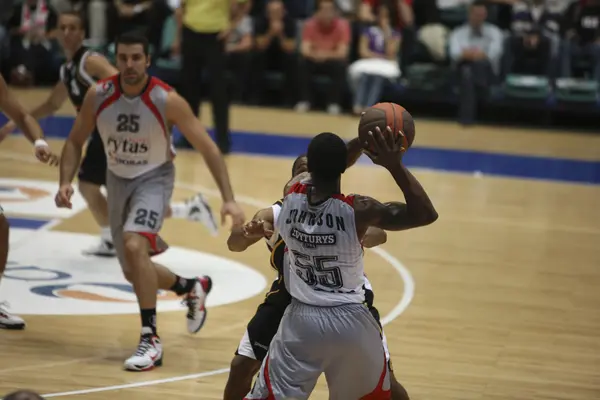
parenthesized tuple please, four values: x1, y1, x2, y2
(3, 230, 267, 316)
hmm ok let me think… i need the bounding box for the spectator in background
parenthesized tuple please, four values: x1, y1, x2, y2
(107, 0, 153, 40)
(226, 4, 253, 103)
(6, 0, 60, 86)
(560, 0, 600, 84)
(173, 0, 249, 154)
(349, 2, 401, 115)
(251, 0, 297, 105)
(449, 1, 503, 125)
(504, 0, 559, 78)
(413, 0, 447, 62)
(359, 0, 414, 70)
(296, 0, 350, 115)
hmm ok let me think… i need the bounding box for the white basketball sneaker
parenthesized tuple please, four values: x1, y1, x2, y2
(185, 194, 218, 236)
(124, 327, 163, 372)
(0, 301, 25, 330)
(82, 238, 116, 257)
(184, 276, 212, 334)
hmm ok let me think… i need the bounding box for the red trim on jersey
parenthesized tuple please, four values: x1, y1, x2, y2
(95, 75, 120, 117)
(140, 77, 170, 139)
(287, 182, 307, 195)
(332, 193, 355, 207)
(136, 232, 166, 256)
(359, 351, 392, 399)
(243, 356, 275, 400)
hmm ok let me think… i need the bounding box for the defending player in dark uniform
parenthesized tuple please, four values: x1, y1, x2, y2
(0, 11, 219, 257)
(223, 142, 410, 400)
(0, 74, 58, 329)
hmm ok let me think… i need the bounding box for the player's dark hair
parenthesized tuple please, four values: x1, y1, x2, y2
(307, 132, 347, 183)
(3, 390, 46, 400)
(291, 154, 306, 177)
(116, 32, 150, 56)
(59, 10, 86, 30)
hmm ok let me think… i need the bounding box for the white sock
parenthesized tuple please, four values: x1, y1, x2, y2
(170, 203, 188, 219)
(101, 226, 112, 242)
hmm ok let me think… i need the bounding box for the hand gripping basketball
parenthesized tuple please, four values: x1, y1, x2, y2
(363, 126, 406, 169)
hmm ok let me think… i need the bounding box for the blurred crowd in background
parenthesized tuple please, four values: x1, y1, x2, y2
(0, 0, 598, 131)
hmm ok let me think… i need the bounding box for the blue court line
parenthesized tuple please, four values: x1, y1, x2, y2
(6, 217, 49, 229)
(1, 113, 599, 185)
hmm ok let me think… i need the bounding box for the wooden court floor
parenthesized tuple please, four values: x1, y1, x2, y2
(0, 89, 599, 400)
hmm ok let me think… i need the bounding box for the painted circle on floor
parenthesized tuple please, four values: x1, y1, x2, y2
(3, 231, 267, 315)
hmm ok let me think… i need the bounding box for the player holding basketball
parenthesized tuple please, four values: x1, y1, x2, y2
(0, 11, 219, 257)
(243, 129, 437, 398)
(0, 75, 58, 329)
(224, 147, 409, 400)
(54, 32, 245, 371)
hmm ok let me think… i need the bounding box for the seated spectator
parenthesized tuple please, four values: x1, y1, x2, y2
(359, 0, 415, 69)
(226, 4, 253, 102)
(6, 0, 60, 86)
(449, 1, 503, 125)
(296, 0, 350, 114)
(250, 0, 297, 105)
(349, 3, 401, 115)
(560, 0, 600, 84)
(413, 0, 447, 62)
(107, 0, 153, 42)
(503, 0, 559, 78)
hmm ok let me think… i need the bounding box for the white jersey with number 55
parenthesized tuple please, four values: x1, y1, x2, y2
(275, 180, 365, 306)
(93, 75, 176, 179)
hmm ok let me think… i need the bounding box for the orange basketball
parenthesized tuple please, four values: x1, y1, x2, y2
(358, 102, 415, 153)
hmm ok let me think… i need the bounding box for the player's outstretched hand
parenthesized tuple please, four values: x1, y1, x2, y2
(363, 126, 405, 170)
(221, 201, 246, 228)
(35, 145, 60, 166)
(55, 184, 74, 209)
(242, 220, 273, 240)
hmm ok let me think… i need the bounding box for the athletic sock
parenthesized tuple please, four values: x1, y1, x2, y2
(140, 308, 157, 336)
(100, 226, 112, 242)
(170, 275, 196, 295)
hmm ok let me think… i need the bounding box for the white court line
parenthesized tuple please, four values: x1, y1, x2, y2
(0, 152, 415, 397)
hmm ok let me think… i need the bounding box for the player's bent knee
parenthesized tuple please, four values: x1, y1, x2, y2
(78, 181, 103, 201)
(230, 354, 261, 379)
(123, 232, 149, 262)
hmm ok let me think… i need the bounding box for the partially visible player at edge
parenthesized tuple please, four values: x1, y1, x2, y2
(0, 74, 58, 329)
(0, 11, 219, 258)
(223, 139, 410, 400)
(243, 129, 437, 398)
(55, 32, 245, 371)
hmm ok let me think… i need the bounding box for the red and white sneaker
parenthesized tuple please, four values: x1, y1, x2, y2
(123, 328, 163, 371)
(184, 276, 212, 334)
(0, 301, 25, 330)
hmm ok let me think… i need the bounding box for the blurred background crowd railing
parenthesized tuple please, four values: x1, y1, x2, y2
(1, 0, 599, 132)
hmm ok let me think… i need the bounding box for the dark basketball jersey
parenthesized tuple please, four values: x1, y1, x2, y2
(59, 46, 98, 111)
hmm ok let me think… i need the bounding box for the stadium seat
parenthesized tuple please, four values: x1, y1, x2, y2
(503, 74, 551, 100)
(555, 78, 598, 103)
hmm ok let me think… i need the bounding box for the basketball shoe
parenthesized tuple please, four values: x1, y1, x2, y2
(0, 301, 25, 330)
(124, 327, 163, 371)
(184, 276, 212, 334)
(82, 238, 116, 257)
(179, 194, 218, 236)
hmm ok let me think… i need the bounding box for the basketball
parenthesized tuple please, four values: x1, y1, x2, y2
(358, 103, 415, 153)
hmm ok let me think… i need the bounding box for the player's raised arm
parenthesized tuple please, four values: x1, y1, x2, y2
(362, 227, 387, 248)
(85, 53, 119, 79)
(346, 137, 364, 168)
(0, 81, 68, 139)
(56, 86, 97, 208)
(0, 75, 58, 165)
(166, 91, 245, 227)
(354, 126, 438, 236)
(227, 207, 275, 252)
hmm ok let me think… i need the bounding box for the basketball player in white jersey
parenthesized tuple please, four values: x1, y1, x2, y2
(244, 129, 438, 399)
(224, 149, 408, 400)
(0, 11, 219, 258)
(55, 32, 246, 371)
(0, 74, 58, 329)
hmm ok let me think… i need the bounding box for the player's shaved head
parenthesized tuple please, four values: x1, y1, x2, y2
(291, 154, 307, 177)
(307, 132, 347, 183)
